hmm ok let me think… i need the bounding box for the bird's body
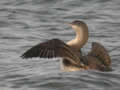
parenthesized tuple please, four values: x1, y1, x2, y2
(21, 20, 112, 72)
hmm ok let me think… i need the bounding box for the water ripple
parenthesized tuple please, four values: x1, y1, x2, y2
(0, 0, 120, 90)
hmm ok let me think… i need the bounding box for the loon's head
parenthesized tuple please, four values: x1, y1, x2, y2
(66, 20, 88, 31)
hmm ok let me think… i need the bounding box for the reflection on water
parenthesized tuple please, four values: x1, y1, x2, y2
(0, 0, 120, 90)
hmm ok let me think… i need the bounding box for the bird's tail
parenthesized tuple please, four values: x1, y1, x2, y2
(88, 42, 111, 69)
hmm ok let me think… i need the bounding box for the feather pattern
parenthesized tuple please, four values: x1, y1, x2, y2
(21, 39, 86, 67)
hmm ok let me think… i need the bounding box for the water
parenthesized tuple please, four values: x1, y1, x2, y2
(0, 0, 120, 90)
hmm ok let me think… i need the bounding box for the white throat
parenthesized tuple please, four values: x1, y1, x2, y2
(67, 26, 89, 50)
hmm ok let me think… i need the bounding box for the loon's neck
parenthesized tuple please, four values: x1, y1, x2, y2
(67, 26, 89, 50)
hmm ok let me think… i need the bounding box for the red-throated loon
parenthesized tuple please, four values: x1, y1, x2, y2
(21, 20, 112, 72)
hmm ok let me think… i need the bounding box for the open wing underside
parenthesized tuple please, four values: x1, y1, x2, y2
(21, 39, 85, 66)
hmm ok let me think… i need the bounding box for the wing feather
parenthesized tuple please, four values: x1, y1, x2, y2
(88, 42, 111, 67)
(21, 39, 86, 67)
(42, 48, 47, 57)
(45, 49, 49, 58)
(21, 39, 85, 66)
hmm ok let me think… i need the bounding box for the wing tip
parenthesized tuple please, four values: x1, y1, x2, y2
(20, 54, 27, 59)
(20, 52, 32, 59)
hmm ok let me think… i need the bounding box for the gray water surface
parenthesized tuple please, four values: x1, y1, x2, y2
(0, 0, 120, 90)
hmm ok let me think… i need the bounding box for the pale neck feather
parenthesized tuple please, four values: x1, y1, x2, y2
(67, 26, 89, 50)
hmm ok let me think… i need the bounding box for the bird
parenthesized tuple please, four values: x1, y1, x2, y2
(21, 20, 112, 72)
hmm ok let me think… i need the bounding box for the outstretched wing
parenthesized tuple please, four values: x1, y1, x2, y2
(21, 39, 60, 59)
(21, 39, 85, 66)
(88, 42, 111, 67)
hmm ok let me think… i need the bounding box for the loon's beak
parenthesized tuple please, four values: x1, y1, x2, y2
(65, 22, 78, 30)
(64, 22, 73, 27)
